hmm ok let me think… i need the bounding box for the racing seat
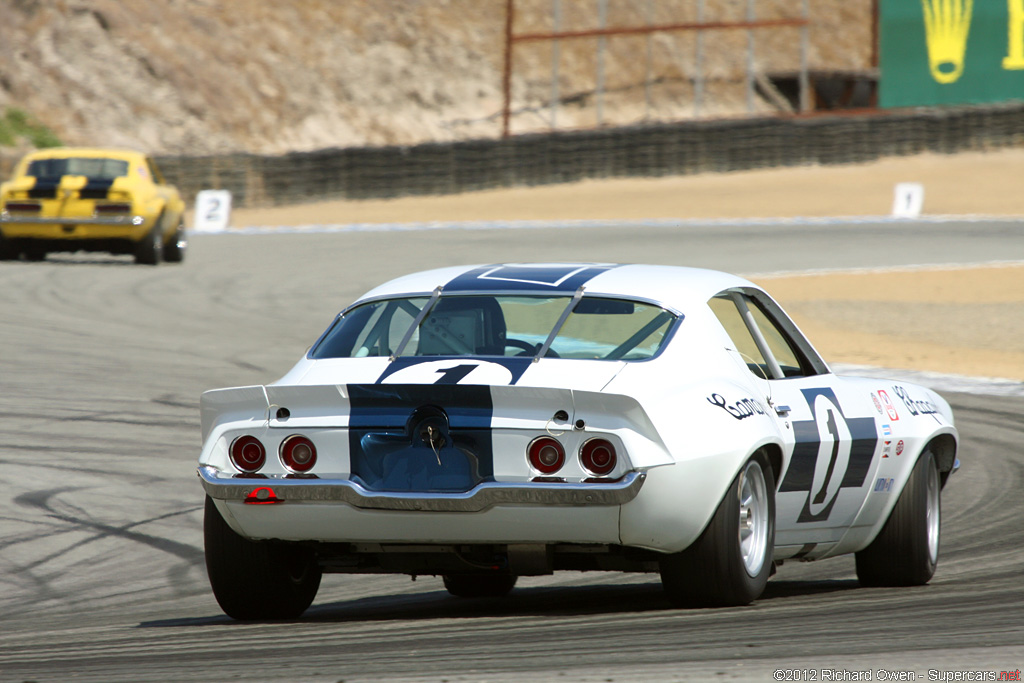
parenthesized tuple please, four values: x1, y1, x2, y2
(416, 297, 507, 356)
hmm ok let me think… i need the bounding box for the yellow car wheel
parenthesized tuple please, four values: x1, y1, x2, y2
(134, 216, 164, 266)
(0, 235, 18, 261)
(23, 244, 46, 262)
(162, 220, 187, 263)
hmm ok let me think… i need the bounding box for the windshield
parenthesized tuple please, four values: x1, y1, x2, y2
(27, 157, 129, 180)
(310, 295, 677, 361)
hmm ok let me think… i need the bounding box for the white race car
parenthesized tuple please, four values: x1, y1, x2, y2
(198, 264, 959, 619)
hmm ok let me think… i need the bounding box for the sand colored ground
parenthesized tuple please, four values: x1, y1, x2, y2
(232, 149, 1024, 381)
(231, 148, 1024, 227)
(755, 265, 1024, 381)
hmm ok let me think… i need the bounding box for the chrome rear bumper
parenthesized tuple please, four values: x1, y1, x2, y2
(0, 212, 144, 226)
(197, 465, 646, 513)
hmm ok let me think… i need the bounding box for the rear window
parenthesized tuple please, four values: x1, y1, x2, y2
(27, 158, 129, 180)
(311, 295, 677, 361)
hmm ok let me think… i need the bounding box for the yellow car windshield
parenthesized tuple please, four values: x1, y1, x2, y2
(27, 157, 129, 181)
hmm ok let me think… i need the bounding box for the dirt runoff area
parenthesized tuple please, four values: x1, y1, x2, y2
(232, 148, 1024, 382)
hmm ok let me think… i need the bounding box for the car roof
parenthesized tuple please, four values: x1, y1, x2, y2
(358, 263, 758, 312)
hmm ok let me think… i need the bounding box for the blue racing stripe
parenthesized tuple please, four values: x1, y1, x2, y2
(347, 383, 495, 492)
(443, 263, 618, 293)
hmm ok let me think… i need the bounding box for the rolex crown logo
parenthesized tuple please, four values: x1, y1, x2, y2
(921, 0, 974, 83)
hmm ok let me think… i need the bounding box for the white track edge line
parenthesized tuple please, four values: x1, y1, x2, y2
(192, 213, 1024, 235)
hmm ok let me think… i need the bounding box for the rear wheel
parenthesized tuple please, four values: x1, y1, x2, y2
(134, 216, 164, 265)
(204, 496, 321, 620)
(442, 574, 517, 598)
(855, 449, 940, 586)
(163, 220, 187, 263)
(23, 244, 46, 261)
(660, 453, 775, 607)
(0, 234, 18, 261)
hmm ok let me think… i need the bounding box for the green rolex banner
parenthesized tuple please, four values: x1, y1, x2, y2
(880, 0, 1024, 107)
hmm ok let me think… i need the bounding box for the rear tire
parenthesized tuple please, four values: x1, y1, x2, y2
(442, 574, 517, 598)
(855, 449, 940, 586)
(134, 217, 164, 265)
(0, 234, 18, 261)
(204, 496, 321, 620)
(660, 453, 775, 607)
(163, 221, 187, 263)
(23, 244, 46, 261)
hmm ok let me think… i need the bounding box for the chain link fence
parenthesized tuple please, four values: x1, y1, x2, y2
(3, 103, 1023, 208)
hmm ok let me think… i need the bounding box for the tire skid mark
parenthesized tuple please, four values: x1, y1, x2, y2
(13, 487, 203, 566)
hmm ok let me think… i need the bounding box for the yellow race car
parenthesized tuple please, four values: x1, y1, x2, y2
(0, 148, 186, 264)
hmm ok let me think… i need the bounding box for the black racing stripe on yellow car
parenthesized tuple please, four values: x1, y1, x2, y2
(25, 176, 116, 200)
(28, 178, 60, 199)
(80, 177, 116, 200)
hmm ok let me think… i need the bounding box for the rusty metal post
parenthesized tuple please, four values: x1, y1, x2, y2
(746, 0, 756, 113)
(800, 0, 811, 111)
(596, 0, 608, 127)
(551, 0, 561, 129)
(644, 0, 653, 120)
(502, 0, 515, 138)
(871, 0, 879, 69)
(503, 7, 810, 137)
(695, 0, 705, 117)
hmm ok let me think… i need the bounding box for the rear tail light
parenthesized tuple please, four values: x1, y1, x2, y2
(94, 203, 131, 214)
(280, 435, 317, 473)
(4, 202, 41, 213)
(229, 435, 266, 473)
(580, 438, 617, 476)
(527, 436, 565, 474)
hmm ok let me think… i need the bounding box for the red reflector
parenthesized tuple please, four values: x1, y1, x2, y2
(580, 438, 617, 476)
(229, 435, 266, 473)
(280, 435, 317, 473)
(527, 436, 565, 475)
(244, 486, 281, 504)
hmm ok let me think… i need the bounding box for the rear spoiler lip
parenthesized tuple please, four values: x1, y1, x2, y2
(200, 383, 675, 468)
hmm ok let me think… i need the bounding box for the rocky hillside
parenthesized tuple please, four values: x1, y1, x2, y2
(0, 0, 873, 156)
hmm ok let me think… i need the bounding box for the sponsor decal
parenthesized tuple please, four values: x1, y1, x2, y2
(878, 389, 900, 421)
(892, 385, 942, 423)
(874, 477, 895, 493)
(871, 393, 884, 415)
(707, 393, 768, 420)
(883, 440, 893, 458)
(921, 0, 974, 84)
(896, 439, 905, 456)
(779, 387, 878, 523)
(882, 423, 892, 436)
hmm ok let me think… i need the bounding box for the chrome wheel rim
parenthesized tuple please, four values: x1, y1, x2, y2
(926, 458, 940, 564)
(738, 460, 769, 577)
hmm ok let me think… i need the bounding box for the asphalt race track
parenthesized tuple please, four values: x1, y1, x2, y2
(1, 220, 1022, 682)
